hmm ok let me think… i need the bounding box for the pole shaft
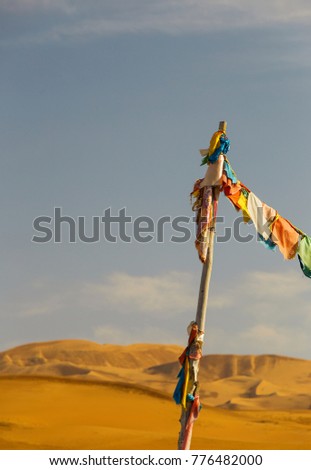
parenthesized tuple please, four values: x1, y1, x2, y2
(178, 187, 219, 450)
(177, 121, 225, 450)
(195, 226, 216, 331)
(195, 185, 219, 330)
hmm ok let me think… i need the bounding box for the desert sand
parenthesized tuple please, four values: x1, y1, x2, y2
(0, 340, 310, 449)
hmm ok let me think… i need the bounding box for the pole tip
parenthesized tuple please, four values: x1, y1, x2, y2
(218, 121, 227, 133)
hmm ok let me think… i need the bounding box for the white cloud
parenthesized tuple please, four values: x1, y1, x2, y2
(240, 324, 287, 349)
(94, 325, 135, 345)
(5, 269, 310, 323)
(2, 280, 72, 318)
(41, 1, 311, 38)
(207, 270, 311, 357)
(1, 0, 75, 14)
(211, 270, 310, 312)
(83, 271, 197, 316)
(3, 0, 311, 44)
(94, 324, 181, 345)
(1, 271, 197, 318)
(207, 322, 310, 358)
(236, 270, 309, 299)
(2, 269, 311, 357)
(240, 323, 311, 358)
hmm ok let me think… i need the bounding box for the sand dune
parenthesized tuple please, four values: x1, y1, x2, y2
(146, 353, 311, 409)
(1, 376, 311, 450)
(1, 340, 311, 449)
(0, 340, 183, 370)
(1, 340, 310, 410)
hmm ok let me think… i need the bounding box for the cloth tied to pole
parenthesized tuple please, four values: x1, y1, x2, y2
(191, 156, 311, 277)
(191, 184, 218, 263)
(173, 322, 203, 409)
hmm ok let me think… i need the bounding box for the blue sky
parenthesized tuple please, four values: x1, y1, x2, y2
(1, 0, 311, 358)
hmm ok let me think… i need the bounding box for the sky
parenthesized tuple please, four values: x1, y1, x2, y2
(1, 0, 311, 359)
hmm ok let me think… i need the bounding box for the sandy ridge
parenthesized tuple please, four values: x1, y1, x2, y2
(1, 339, 310, 410)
